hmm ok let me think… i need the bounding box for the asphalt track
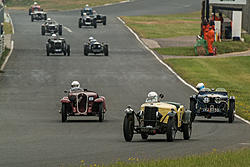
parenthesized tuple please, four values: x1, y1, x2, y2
(0, 0, 249, 166)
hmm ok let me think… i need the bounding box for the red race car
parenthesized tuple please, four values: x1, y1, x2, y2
(60, 89, 107, 122)
(29, 5, 42, 15)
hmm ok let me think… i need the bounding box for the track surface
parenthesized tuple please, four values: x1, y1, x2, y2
(0, 0, 249, 166)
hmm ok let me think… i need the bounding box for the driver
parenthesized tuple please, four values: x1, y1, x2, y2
(196, 83, 205, 91)
(46, 18, 52, 25)
(34, 2, 38, 6)
(88, 36, 94, 42)
(70, 81, 83, 92)
(145, 91, 159, 103)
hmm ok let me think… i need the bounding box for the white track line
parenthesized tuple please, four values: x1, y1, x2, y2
(63, 26, 72, 33)
(117, 16, 250, 125)
(1, 40, 14, 71)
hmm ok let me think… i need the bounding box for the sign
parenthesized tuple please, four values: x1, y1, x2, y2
(210, 0, 246, 5)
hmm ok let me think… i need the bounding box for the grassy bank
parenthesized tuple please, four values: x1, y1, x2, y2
(121, 12, 201, 39)
(165, 56, 250, 120)
(78, 148, 250, 167)
(6, 0, 123, 10)
(4, 22, 13, 34)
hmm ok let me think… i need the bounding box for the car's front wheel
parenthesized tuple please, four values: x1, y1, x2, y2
(98, 103, 104, 122)
(166, 117, 177, 142)
(123, 115, 134, 142)
(190, 98, 196, 122)
(61, 103, 67, 122)
(228, 99, 235, 123)
(183, 122, 192, 140)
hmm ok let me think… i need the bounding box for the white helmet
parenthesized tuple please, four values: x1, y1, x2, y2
(196, 83, 205, 91)
(52, 34, 57, 39)
(71, 81, 80, 88)
(34, 2, 38, 5)
(89, 36, 94, 41)
(47, 18, 52, 22)
(85, 4, 89, 7)
(146, 91, 158, 103)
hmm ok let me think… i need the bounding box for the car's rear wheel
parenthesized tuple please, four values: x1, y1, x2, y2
(59, 25, 62, 36)
(183, 122, 192, 140)
(98, 103, 104, 122)
(190, 98, 196, 122)
(44, 14, 47, 20)
(141, 133, 148, 140)
(123, 115, 134, 142)
(46, 43, 50, 56)
(79, 18, 82, 28)
(228, 99, 235, 123)
(41, 26, 45, 35)
(93, 20, 97, 28)
(84, 45, 89, 56)
(166, 117, 177, 142)
(61, 103, 67, 122)
(67, 44, 70, 56)
(103, 16, 107, 25)
(104, 45, 108, 56)
(29, 8, 32, 15)
(31, 15, 34, 22)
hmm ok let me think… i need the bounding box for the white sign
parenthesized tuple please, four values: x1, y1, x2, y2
(210, 0, 246, 5)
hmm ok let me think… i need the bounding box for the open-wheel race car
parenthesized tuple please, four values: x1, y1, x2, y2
(79, 15, 97, 28)
(46, 35, 70, 56)
(60, 88, 107, 122)
(123, 92, 192, 142)
(80, 6, 107, 25)
(84, 38, 108, 56)
(190, 86, 235, 123)
(29, 4, 43, 15)
(41, 18, 62, 36)
(30, 6, 47, 22)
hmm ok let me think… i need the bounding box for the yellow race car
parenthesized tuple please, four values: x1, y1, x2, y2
(123, 92, 192, 142)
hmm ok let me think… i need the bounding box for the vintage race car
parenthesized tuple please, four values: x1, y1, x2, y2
(78, 15, 97, 28)
(84, 40, 108, 56)
(60, 89, 107, 122)
(46, 37, 70, 56)
(80, 7, 106, 25)
(29, 5, 42, 15)
(190, 88, 235, 123)
(123, 94, 192, 142)
(31, 11, 47, 22)
(41, 20, 62, 35)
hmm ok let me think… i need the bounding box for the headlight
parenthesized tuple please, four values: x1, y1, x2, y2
(203, 97, 210, 103)
(88, 96, 94, 101)
(215, 97, 221, 104)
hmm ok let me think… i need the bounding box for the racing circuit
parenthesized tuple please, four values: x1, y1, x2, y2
(0, 0, 250, 166)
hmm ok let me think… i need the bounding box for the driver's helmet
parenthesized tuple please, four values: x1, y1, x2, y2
(47, 18, 52, 22)
(71, 81, 80, 89)
(145, 91, 158, 103)
(52, 34, 57, 39)
(85, 4, 89, 7)
(196, 83, 205, 91)
(88, 36, 94, 42)
(34, 2, 38, 5)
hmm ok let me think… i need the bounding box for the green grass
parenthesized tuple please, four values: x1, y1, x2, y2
(0, 48, 10, 70)
(4, 22, 13, 34)
(154, 47, 195, 56)
(154, 40, 250, 56)
(78, 148, 250, 167)
(165, 56, 250, 120)
(121, 12, 201, 39)
(6, 0, 123, 10)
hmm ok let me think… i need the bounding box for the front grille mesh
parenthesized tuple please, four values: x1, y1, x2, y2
(144, 106, 157, 127)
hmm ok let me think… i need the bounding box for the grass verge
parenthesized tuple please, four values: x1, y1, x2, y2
(80, 148, 250, 167)
(4, 22, 13, 34)
(0, 48, 11, 71)
(165, 56, 250, 120)
(6, 0, 124, 10)
(121, 12, 201, 39)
